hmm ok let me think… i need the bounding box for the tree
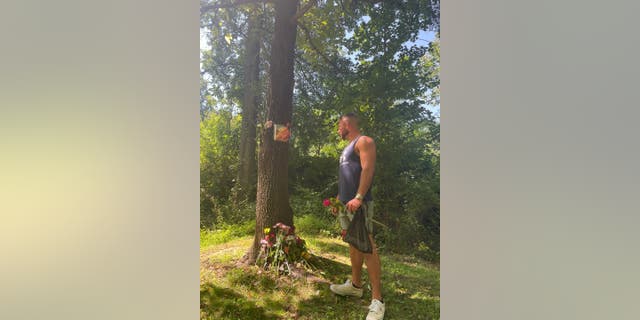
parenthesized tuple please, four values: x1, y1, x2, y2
(201, 0, 303, 262)
(201, 2, 273, 205)
(248, 0, 300, 263)
(235, 6, 262, 203)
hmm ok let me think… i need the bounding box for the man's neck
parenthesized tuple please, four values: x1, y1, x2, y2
(346, 131, 361, 142)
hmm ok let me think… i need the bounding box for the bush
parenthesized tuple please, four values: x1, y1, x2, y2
(201, 202, 256, 229)
(290, 186, 327, 218)
(375, 213, 440, 262)
(294, 214, 338, 236)
(200, 220, 256, 248)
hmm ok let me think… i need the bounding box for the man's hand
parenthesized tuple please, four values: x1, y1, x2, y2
(345, 198, 363, 212)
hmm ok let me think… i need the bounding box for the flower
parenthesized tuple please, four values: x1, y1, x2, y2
(256, 222, 312, 274)
(323, 197, 345, 213)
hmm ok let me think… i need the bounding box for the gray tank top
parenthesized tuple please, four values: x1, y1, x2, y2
(338, 135, 373, 203)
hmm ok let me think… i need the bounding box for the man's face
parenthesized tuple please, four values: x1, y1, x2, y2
(337, 118, 350, 140)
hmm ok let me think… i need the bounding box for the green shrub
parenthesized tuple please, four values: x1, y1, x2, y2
(294, 214, 338, 236)
(289, 186, 327, 218)
(201, 202, 256, 229)
(200, 220, 256, 248)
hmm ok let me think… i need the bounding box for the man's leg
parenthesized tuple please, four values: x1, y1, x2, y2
(330, 241, 365, 297)
(363, 234, 382, 300)
(349, 244, 365, 287)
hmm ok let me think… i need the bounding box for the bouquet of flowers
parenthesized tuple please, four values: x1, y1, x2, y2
(256, 222, 312, 275)
(323, 197, 348, 238)
(322, 197, 345, 213)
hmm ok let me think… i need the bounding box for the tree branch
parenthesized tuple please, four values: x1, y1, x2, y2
(297, 22, 342, 74)
(201, 0, 271, 15)
(291, 0, 317, 23)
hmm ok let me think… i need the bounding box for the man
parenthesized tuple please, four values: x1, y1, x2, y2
(330, 113, 385, 320)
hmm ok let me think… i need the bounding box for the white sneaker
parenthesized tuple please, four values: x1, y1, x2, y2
(366, 299, 385, 320)
(329, 279, 363, 298)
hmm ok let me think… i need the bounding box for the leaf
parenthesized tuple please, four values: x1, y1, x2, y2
(224, 34, 232, 44)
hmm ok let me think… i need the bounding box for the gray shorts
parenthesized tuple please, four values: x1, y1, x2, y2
(338, 201, 374, 234)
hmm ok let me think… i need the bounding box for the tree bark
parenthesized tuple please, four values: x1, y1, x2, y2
(246, 0, 299, 263)
(235, 8, 261, 203)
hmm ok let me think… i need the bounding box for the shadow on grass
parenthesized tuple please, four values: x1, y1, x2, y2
(200, 282, 278, 320)
(309, 255, 352, 284)
(382, 256, 440, 297)
(378, 258, 441, 320)
(308, 238, 350, 257)
(296, 255, 367, 320)
(300, 253, 440, 319)
(200, 238, 440, 319)
(225, 267, 278, 293)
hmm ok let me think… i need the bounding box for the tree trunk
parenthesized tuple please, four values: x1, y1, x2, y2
(235, 8, 261, 203)
(246, 0, 299, 263)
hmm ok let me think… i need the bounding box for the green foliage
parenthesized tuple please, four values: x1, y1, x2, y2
(294, 214, 337, 236)
(200, 109, 244, 228)
(288, 186, 329, 216)
(421, 34, 440, 107)
(200, 220, 255, 248)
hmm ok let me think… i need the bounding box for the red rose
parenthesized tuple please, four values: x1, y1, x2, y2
(322, 199, 331, 207)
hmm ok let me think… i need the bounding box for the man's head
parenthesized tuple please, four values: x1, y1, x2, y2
(338, 112, 360, 140)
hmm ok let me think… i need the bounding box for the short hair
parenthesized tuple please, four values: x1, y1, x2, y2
(340, 112, 359, 126)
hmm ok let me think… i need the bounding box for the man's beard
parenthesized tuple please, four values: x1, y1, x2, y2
(340, 130, 349, 139)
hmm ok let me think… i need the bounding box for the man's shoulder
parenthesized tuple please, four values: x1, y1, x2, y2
(355, 135, 375, 151)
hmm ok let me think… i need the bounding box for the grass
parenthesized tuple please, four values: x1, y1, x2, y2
(200, 227, 440, 320)
(200, 220, 255, 247)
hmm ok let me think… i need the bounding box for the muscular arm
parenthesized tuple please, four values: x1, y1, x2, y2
(355, 136, 376, 197)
